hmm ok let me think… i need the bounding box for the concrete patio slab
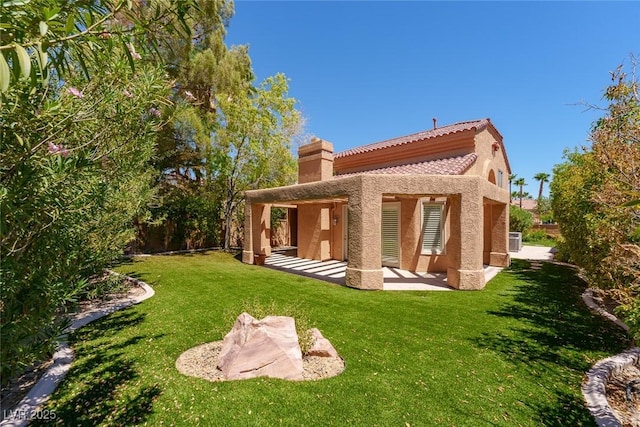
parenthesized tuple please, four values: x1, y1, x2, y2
(509, 245, 556, 261)
(264, 253, 502, 291)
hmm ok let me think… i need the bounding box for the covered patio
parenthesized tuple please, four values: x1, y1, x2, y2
(244, 173, 510, 291)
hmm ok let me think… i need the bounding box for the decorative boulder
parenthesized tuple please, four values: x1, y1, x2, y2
(217, 312, 303, 380)
(307, 328, 339, 358)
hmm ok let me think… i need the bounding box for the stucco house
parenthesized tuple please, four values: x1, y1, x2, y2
(243, 118, 511, 290)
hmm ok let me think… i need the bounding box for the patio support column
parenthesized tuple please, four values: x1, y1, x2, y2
(242, 201, 254, 264)
(345, 181, 384, 290)
(489, 203, 510, 267)
(252, 203, 271, 258)
(447, 190, 485, 290)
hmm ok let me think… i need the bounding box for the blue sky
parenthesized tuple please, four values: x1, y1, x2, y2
(225, 1, 640, 197)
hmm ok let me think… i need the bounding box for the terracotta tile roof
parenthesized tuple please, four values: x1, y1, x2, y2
(511, 199, 537, 211)
(335, 153, 477, 177)
(335, 118, 492, 159)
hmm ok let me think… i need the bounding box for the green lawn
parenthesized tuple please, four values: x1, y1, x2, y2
(35, 252, 629, 426)
(522, 237, 558, 248)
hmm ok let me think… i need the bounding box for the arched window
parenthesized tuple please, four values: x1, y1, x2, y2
(488, 169, 496, 184)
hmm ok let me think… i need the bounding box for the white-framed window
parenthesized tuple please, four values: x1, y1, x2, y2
(497, 169, 504, 188)
(421, 202, 445, 254)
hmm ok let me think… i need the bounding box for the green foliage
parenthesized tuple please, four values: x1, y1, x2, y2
(0, 46, 169, 383)
(148, 15, 301, 252)
(535, 196, 554, 223)
(523, 230, 557, 247)
(214, 73, 300, 249)
(551, 59, 639, 341)
(551, 151, 605, 266)
(509, 205, 534, 233)
(270, 207, 287, 231)
(147, 183, 223, 251)
(0, 0, 195, 92)
(80, 273, 129, 301)
(523, 230, 548, 241)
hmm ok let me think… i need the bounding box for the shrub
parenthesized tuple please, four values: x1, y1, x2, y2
(0, 61, 169, 384)
(523, 230, 548, 242)
(550, 60, 639, 342)
(509, 205, 534, 233)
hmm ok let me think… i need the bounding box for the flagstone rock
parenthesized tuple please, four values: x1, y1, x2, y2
(307, 328, 339, 358)
(217, 312, 303, 380)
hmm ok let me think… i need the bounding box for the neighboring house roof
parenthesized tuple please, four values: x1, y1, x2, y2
(335, 153, 477, 177)
(335, 118, 497, 159)
(511, 199, 537, 211)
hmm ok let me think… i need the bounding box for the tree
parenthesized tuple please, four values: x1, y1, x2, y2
(147, 17, 255, 251)
(551, 58, 639, 341)
(214, 73, 300, 250)
(533, 172, 550, 200)
(514, 177, 526, 207)
(508, 174, 517, 200)
(143, 7, 302, 252)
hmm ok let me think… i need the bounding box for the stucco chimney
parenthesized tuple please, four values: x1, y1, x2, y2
(298, 137, 334, 183)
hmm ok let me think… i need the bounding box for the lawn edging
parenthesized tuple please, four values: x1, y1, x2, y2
(581, 288, 636, 427)
(582, 288, 630, 333)
(0, 273, 154, 427)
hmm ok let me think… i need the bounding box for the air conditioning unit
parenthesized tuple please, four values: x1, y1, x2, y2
(509, 232, 522, 252)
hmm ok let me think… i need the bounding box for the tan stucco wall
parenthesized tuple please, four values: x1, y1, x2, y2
(466, 128, 511, 188)
(298, 139, 334, 183)
(297, 204, 331, 260)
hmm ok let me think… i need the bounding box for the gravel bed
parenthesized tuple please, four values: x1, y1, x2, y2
(176, 341, 345, 382)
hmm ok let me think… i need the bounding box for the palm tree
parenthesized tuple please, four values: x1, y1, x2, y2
(533, 172, 550, 200)
(508, 174, 517, 202)
(514, 177, 526, 207)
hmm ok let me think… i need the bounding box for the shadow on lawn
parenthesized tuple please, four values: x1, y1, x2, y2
(472, 259, 630, 426)
(33, 309, 163, 427)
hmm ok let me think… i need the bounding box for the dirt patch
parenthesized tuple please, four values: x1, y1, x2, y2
(176, 341, 345, 382)
(607, 360, 640, 427)
(0, 359, 53, 413)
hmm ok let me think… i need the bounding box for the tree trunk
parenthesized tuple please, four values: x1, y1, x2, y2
(224, 213, 232, 250)
(519, 185, 524, 208)
(538, 181, 544, 200)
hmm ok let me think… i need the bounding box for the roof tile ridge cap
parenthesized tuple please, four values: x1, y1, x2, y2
(334, 128, 435, 158)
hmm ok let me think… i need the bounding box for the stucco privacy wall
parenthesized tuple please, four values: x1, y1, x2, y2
(244, 174, 509, 290)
